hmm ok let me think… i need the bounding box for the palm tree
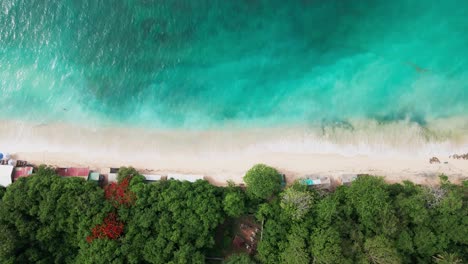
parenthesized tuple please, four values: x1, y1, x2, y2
(432, 252, 462, 264)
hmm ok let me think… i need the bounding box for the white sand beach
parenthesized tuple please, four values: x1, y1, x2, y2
(1, 119, 467, 186)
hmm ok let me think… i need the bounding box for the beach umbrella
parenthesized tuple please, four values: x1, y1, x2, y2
(0, 153, 3, 160)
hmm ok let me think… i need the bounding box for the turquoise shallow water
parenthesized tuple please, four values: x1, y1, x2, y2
(0, 0, 467, 129)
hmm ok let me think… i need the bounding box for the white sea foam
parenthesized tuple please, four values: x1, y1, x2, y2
(1, 116, 466, 159)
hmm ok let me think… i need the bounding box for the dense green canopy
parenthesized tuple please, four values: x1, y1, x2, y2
(256, 175, 468, 264)
(0, 166, 110, 264)
(0, 165, 466, 264)
(119, 180, 225, 263)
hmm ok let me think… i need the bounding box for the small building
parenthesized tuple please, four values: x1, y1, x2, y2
(13, 166, 34, 181)
(56, 167, 90, 179)
(341, 174, 358, 185)
(142, 174, 164, 182)
(107, 173, 118, 184)
(0, 165, 14, 187)
(301, 175, 331, 190)
(88, 172, 105, 187)
(167, 173, 204, 183)
(102, 168, 120, 185)
(109, 168, 120, 173)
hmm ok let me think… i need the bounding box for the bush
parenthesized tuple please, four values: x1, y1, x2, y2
(244, 164, 282, 200)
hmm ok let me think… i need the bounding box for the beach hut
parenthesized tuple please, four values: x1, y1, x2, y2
(13, 166, 34, 181)
(0, 165, 14, 187)
(88, 172, 104, 186)
(107, 173, 118, 184)
(102, 168, 119, 185)
(142, 174, 164, 182)
(301, 175, 331, 190)
(167, 173, 204, 183)
(56, 167, 90, 179)
(340, 174, 358, 185)
(109, 168, 120, 173)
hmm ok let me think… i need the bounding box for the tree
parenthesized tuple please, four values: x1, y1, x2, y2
(104, 177, 135, 208)
(75, 239, 123, 264)
(0, 186, 5, 199)
(280, 185, 314, 221)
(0, 165, 110, 263)
(2, 167, 467, 263)
(396, 229, 414, 255)
(120, 180, 224, 263)
(86, 212, 125, 242)
(223, 191, 246, 217)
(224, 253, 256, 264)
(244, 164, 282, 200)
(0, 223, 19, 264)
(280, 230, 311, 264)
(364, 236, 401, 264)
(116, 167, 141, 183)
(346, 175, 398, 236)
(256, 199, 291, 264)
(433, 252, 462, 264)
(310, 227, 349, 264)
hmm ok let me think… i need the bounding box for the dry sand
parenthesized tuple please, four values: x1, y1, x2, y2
(1, 119, 467, 186)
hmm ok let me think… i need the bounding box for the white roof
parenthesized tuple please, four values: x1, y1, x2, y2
(107, 173, 118, 183)
(143, 174, 163, 181)
(341, 174, 358, 183)
(305, 175, 330, 183)
(0, 165, 14, 187)
(167, 173, 204, 183)
(311, 179, 321, 185)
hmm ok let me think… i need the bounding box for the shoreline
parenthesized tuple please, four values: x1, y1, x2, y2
(1, 119, 467, 186)
(11, 151, 468, 186)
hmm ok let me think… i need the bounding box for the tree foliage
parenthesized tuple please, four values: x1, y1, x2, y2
(117, 166, 141, 183)
(224, 253, 256, 264)
(280, 185, 314, 221)
(0, 186, 5, 199)
(364, 235, 401, 264)
(433, 252, 463, 264)
(120, 180, 224, 263)
(223, 191, 246, 217)
(0, 166, 466, 264)
(244, 164, 282, 200)
(280, 228, 311, 264)
(257, 175, 468, 264)
(0, 166, 109, 263)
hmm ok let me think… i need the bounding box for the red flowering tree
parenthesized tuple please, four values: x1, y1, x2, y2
(88, 175, 137, 243)
(86, 212, 124, 243)
(104, 177, 135, 207)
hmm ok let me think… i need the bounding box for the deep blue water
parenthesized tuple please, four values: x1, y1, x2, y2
(0, 0, 467, 129)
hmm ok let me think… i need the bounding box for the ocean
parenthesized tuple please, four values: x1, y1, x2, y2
(1, 0, 467, 136)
